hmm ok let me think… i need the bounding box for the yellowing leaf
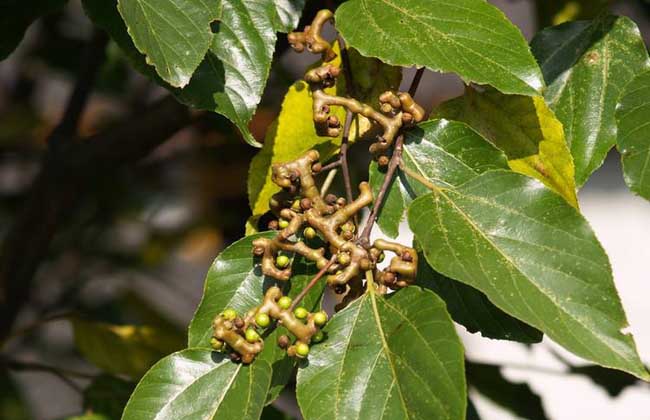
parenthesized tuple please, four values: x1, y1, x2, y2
(435, 87, 578, 207)
(71, 318, 184, 379)
(247, 47, 401, 226)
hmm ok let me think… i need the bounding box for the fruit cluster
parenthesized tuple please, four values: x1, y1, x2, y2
(211, 286, 327, 363)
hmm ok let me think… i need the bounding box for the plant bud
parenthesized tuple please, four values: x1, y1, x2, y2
(278, 335, 291, 349)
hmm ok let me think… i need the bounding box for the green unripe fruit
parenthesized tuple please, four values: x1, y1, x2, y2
(295, 342, 310, 357)
(377, 251, 385, 263)
(337, 252, 351, 265)
(276, 255, 290, 268)
(294, 307, 308, 319)
(312, 331, 325, 343)
(313, 311, 328, 326)
(210, 337, 224, 350)
(245, 328, 261, 343)
(304, 227, 317, 239)
(222, 308, 237, 320)
(278, 296, 292, 309)
(291, 199, 301, 211)
(278, 219, 290, 229)
(255, 313, 271, 328)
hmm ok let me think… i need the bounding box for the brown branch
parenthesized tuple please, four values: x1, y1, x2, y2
(358, 135, 404, 246)
(0, 96, 193, 341)
(408, 67, 425, 97)
(289, 255, 337, 312)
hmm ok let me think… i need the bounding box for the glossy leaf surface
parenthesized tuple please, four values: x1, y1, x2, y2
(435, 88, 578, 206)
(616, 70, 650, 200)
(335, 0, 544, 96)
(370, 119, 508, 238)
(297, 287, 466, 420)
(122, 349, 271, 420)
(409, 170, 648, 379)
(532, 16, 650, 186)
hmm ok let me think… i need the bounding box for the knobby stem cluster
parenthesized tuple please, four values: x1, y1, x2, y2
(211, 9, 424, 364)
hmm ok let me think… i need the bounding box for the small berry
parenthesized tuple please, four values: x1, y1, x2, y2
(210, 337, 224, 350)
(377, 252, 385, 263)
(337, 252, 351, 265)
(295, 343, 310, 357)
(278, 335, 291, 349)
(278, 219, 290, 229)
(300, 198, 312, 210)
(325, 194, 337, 205)
(245, 328, 261, 343)
(278, 296, 292, 309)
(313, 311, 328, 326)
(291, 199, 301, 211)
(312, 331, 325, 343)
(304, 227, 317, 239)
(276, 255, 290, 268)
(294, 307, 309, 319)
(234, 318, 245, 329)
(255, 313, 271, 328)
(222, 308, 237, 320)
(341, 222, 355, 232)
(402, 251, 413, 262)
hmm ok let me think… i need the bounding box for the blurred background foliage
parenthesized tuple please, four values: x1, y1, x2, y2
(0, 1, 648, 419)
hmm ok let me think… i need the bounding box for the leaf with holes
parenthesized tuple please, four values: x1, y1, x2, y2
(409, 170, 648, 379)
(532, 16, 650, 186)
(296, 287, 466, 420)
(335, 0, 544, 96)
(122, 349, 271, 420)
(370, 119, 508, 238)
(435, 87, 578, 206)
(616, 70, 650, 200)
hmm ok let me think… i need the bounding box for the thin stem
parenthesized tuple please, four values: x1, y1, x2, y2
(358, 135, 404, 246)
(320, 168, 338, 196)
(319, 159, 342, 172)
(408, 67, 425, 97)
(340, 109, 355, 207)
(289, 255, 337, 312)
(364, 270, 375, 293)
(399, 162, 440, 192)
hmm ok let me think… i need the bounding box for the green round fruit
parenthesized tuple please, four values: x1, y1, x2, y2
(337, 252, 350, 265)
(276, 255, 290, 268)
(291, 199, 301, 211)
(278, 296, 292, 310)
(295, 342, 310, 357)
(245, 328, 261, 343)
(255, 313, 271, 328)
(304, 227, 317, 239)
(222, 308, 237, 320)
(210, 337, 224, 350)
(294, 307, 308, 319)
(278, 219, 290, 229)
(312, 331, 324, 343)
(313, 311, 328, 326)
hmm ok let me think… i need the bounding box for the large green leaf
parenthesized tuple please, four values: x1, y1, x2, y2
(335, 0, 544, 96)
(369, 119, 508, 238)
(72, 318, 184, 378)
(416, 251, 542, 343)
(616, 70, 650, 200)
(188, 232, 326, 403)
(408, 170, 648, 379)
(435, 88, 578, 206)
(176, 0, 300, 147)
(122, 349, 271, 420)
(117, 0, 219, 88)
(296, 287, 466, 420)
(466, 361, 548, 420)
(0, 0, 68, 60)
(531, 16, 650, 186)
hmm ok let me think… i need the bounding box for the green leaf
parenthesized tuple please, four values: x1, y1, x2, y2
(248, 47, 401, 222)
(273, 0, 306, 32)
(408, 170, 649, 379)
(71, 318, 183, 378)
(466, 361, 548, 420)
(0, 0, 68, 60)
(122, 349, 271, 420)
(188, 232, 326, 403)
(296, 287, 466, 420)
(176, 0, 301, 147)
(616, 70, 650, 200)
(370, 119, 508, 238)
(531, 16, 650, 186)
(83, 375, 134, 419)
(335, 0, 544, 96)
(434, 88, 578, 206)
(416, 251, 542, 343)
(117, 0, 218, 87)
